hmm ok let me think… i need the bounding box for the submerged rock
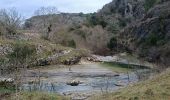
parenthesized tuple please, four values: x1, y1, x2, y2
(114, 74, 120, 77)
(114, 81, 125, 87)
(114, 83, 124, 87)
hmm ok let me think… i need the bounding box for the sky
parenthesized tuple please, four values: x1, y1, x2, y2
(0, 0, 112, 18)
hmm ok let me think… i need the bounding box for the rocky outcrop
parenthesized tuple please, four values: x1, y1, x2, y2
(36, 49, 83, 66)
(145, 1, 170, 19)
(117, 1, 170, 67)
(0, 44, 13, 56)
(63, 56, 81, 65)
(99, 0, 146, 19)
(96, 0, 146, 31)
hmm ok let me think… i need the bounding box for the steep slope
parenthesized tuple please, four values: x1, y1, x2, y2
(95, 0, 146, 30)
(116, 1, 170, 67)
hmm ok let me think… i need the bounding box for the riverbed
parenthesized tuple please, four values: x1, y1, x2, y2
(19, 61, 152, 100)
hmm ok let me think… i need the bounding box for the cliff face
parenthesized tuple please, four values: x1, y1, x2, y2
(117, 1, 170, 67)
(99, 0, 145, 21)
(94, 0, 146, 33)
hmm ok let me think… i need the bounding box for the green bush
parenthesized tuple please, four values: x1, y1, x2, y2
(107, 37, 117, 50)
(119, 18, 127, 27)
(87, 14, 107, 28)
(144, 0, 160, 11)
(68, 40, 76, 48)
(144, 33, 164, 46)
(107, 23, 119, 33)
(7, 41, 37, 68)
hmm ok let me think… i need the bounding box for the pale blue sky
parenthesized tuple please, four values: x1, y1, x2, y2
(0, 0, 112, 18)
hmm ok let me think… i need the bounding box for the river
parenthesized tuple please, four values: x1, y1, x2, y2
(20, 61, 152, 100)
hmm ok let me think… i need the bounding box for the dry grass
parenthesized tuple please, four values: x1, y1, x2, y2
(0, 36, 88, 65)
(91, 68, 170, 100)
(5, 91, 70, 100)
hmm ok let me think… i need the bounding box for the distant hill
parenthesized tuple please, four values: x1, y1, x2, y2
(24, 13, 87, 31)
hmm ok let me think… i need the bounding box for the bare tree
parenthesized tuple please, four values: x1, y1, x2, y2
(33, 6, 60, 40)
(85, 25, 110, 54)
(0, 8, 22, 36)
(34, 6, 60, 16)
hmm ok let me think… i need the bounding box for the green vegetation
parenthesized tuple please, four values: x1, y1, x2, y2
(101, 62, 149, 73)
(144, 0, 160, 11)
(100, 62, 132, 73)
(8, 41, 37, 63)
(118, 18, 128, 27)
(5, 40, 37, 72)
(107, 37, 117, 51)
(91, 68, 170, 100)
(68, 40, 76, 48)
(144, 33, 164, 46)
(87, 14, 107, 28)
(0, 82, 15, 98)
(6, 92, 69, 100)
(0, 36, 88, 67)
(0, 87, 15, 94)
(107, 23, 119, 33)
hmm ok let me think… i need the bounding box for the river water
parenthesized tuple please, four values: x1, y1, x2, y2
(21, 63, 151, 99)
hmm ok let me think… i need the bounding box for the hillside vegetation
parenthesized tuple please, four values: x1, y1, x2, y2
(0, 37, 88, 74)
(115, 1, 170, 67)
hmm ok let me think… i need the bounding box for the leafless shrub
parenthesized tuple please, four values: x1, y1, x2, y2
(34, 6, 60, 16)
(0, 8, 22, 36)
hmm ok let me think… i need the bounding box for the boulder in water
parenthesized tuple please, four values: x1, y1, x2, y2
(66, 80, 81, 86)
